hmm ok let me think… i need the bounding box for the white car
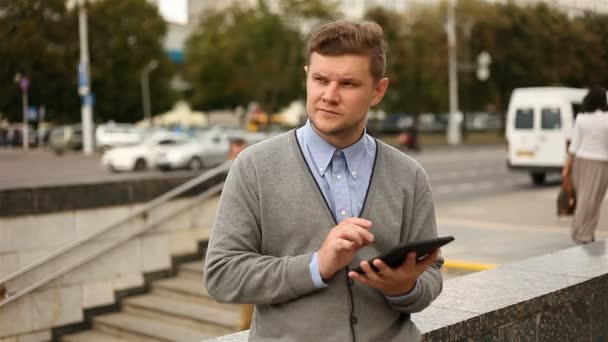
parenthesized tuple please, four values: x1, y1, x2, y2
(95, 123, 144, 151)
(156, 131, 231, 171)
(101, 132, 190, 172)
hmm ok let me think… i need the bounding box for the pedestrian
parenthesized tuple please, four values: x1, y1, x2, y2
(561, 85, 608, 244)
(205, 20, 443, 341)
(228, 137, 247, 161)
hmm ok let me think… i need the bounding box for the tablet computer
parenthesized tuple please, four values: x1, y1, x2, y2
(351, 236, 454, 274)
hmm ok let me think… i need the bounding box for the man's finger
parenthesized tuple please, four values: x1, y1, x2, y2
(338, 225, 374, 245)
(360, 261, 383, 282)
(405, 252, 417, 267)
(372, 258, 391, 275)
(337, 229, 365, 246)
(416, 249, 440, 272)
(335, 239, 356, 252)
(343, 217, 373, 229)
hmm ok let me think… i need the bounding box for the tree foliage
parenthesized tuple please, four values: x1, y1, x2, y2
(184, 0, 338, 113)
(86, 0, 176, 123)
(0, 0, 78, 123)
(0, 0, 176, 124)
(467, 0, 608, 111)
(3, 0, 608, 123)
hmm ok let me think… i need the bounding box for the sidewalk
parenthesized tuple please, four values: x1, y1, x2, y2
(436, 186, 608, 265)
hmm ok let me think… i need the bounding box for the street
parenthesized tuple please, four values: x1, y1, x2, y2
(410, 146, 608, 266)
(1, 144, 606, 268)
(0, 148, 201, 190)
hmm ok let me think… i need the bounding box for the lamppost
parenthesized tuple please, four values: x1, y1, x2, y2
(14, 73, 29, 151)
(78, 0, 94, 155)
(141, 60, 158, 127)
(446, 0, 462, 145)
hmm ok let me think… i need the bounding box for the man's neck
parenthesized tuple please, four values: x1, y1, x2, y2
(310, 125, 365, 150)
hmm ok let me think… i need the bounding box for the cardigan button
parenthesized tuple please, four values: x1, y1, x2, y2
(350, 316, 358, 325)
(348, 279, 355, 286)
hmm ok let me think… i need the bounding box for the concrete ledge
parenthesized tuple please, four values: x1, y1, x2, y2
(0, 171, 226, 217)
(204, 241, 608, 341)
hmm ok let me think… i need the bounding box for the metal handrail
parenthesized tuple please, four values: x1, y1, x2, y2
(0, 161, 231, 307)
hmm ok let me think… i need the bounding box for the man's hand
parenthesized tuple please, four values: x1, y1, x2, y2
(318, 218, 374, 280)
(348, 249, 439, 296)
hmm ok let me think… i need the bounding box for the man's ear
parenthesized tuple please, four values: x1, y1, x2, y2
(371, 77, 389, 107)
(304, 65, 309, 75)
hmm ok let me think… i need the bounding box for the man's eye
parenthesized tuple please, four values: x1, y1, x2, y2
(314, 77, 327, 84)
(342, 82, 356, 88)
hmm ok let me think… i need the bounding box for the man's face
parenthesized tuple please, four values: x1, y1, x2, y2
(305, 52, 388, 147)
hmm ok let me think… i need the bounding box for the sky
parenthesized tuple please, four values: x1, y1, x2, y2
(157, 0, 188, 25)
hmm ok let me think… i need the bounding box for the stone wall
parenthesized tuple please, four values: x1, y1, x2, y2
(0, 176, 224, 341)
(205, 241, 608, 342)
(0, 172, 224, 217)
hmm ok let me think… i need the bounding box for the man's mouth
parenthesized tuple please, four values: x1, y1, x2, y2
(318, 108, 341, 116)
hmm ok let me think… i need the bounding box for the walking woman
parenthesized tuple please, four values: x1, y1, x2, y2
(562, 85, 608, 244)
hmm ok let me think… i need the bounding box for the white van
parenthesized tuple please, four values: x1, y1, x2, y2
(506, 87, 586, 185)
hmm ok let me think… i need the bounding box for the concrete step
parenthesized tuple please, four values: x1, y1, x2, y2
(152, 276, 240, 312)
(94, 312, 214, 342)
(179, 261, 204, 280)
(61, 330, 134, 342)
(123, 294, 239, 334)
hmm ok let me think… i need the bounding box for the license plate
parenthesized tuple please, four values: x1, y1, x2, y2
(516, 150, 535, 157)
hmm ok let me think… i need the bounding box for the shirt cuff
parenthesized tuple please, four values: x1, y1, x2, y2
(309, 252, 328, 288)
(385, 278, 420, 303)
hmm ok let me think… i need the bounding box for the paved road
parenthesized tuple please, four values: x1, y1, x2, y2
(0, 148, 202, 190)
(409, 145, 562, 202)
(399, 145, 607, 268)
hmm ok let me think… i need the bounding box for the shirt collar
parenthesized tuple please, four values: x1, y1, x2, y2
(303, 120, 335, 176)
(302, 120, 369, 177)
(341, 131, 369, 178)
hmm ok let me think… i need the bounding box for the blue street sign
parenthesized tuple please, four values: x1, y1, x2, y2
(82, 93, 95, 106)
(78, 62, 89, 95)
(27, 106, 37, 121)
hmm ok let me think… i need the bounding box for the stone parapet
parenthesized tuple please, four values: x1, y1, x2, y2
(204, 241, 608, 341)
(0, 172, 226, 217)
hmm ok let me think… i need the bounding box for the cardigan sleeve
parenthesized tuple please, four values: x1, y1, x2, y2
(204, 155, 320, 304)
(389, 167, 444, 313)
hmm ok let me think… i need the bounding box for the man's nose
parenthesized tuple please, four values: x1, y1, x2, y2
(322, 82, 340, 103)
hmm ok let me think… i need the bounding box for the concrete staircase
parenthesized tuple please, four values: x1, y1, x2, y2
(62, 261, 241, 342)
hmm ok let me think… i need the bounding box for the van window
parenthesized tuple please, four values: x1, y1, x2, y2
(515, 108, 534, 129)
(541, 107, 561, 129)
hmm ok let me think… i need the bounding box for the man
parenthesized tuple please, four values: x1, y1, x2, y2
(205, 20, 443, 341)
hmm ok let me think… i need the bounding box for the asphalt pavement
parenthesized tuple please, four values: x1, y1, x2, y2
(0, 148, 200, 190)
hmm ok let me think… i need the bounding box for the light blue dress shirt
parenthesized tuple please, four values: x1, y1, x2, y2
(296, 120, 419, 302)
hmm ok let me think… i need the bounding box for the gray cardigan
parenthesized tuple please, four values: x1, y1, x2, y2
(205, 130, 443, 341)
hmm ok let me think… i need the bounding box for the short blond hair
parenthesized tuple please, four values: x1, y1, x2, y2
(307, 20, 387, 81)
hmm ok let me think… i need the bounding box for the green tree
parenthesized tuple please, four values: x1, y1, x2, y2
(471, 2, 608, 111)
(365, 5, 448, 116)
(86, 0, 175, 123)
(0, 0, 79, 123)
(184, 0, 338, 113)
(575, 13, 608, 87)
(0, 0, 177, 124)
